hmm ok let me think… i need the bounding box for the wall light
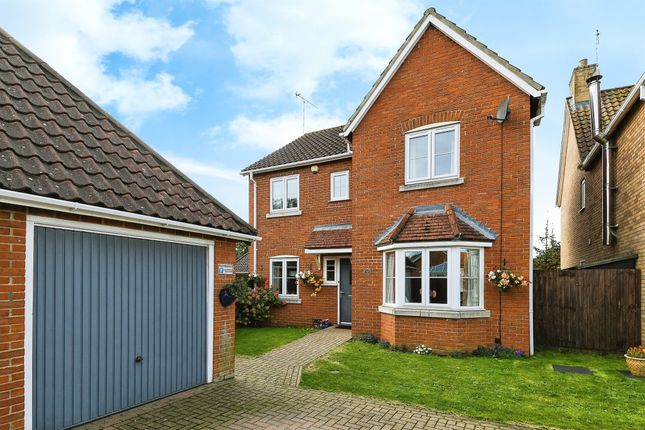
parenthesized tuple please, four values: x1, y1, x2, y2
(311, 165, 319, 174)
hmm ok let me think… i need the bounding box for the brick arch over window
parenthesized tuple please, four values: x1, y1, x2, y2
(397, 110, 465, 134)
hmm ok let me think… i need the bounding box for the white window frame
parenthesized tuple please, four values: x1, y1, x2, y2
(323, 257, 339, 285)
(404, 123, 460, 184)
(330, 170, 350, 201)
(270, 174, 300, 213)
(579, 178, 586, 211)
(269, 256, 299, 297)
(382, 245, 484, 310)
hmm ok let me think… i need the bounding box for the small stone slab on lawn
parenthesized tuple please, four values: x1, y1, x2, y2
(618, 370, 645, 379)
(552, 364, 594, 375)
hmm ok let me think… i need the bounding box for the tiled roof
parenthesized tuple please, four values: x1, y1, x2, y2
(568, 86, 632, 159)
(375, 205, 496, 246)
(0, 29, 254, 235)
(242, 126, 350, 172)
(235, 252, 249, 274)
(304, 224, 352, 249)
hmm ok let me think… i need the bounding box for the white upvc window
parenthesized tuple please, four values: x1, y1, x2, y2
(270, 175, 299, 213)
(330, 171, 349, 201)
(382, 246, 484, 310)
(580, 178, 586, 211)
(323, 257, 339, 285)
(405, 123, 460, 184)
(270, 257, 299, 296)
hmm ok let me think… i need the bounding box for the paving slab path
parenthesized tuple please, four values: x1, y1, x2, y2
(84, 327, 545, 430)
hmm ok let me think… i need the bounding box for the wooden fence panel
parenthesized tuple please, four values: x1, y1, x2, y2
(533, 269, 641, 352)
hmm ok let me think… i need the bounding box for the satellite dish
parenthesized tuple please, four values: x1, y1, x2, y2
(488, 96, 511, 124)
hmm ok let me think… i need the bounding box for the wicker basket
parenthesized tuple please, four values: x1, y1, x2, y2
(625, 355, 645, 377)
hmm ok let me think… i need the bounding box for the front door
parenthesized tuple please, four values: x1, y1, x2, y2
(339, 258, 352, 325)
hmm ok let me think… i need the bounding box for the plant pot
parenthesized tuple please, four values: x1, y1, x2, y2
(219, 287, 236, 307)
(625, 355, 645, 377)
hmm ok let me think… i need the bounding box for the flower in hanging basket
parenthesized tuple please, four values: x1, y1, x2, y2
(296, 270, 324, 296)
(487, 268, 528, 292)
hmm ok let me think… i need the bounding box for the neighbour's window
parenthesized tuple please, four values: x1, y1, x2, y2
(330, 171, 349, 201)
(324, 258, 337, 283)
(405, 123, 459, 183)
(270, 257, 299, 296)
(384, 252, 396, 304)
(580, 179, 586, 211)
(382, 246, 483, 309)
(270, 175, 299, 212)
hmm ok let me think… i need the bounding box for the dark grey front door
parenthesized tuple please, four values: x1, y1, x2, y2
(32, 226, 209, 429)
(339, 258, 352, 325)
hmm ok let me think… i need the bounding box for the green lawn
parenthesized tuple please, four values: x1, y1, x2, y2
(301, 342, 645, 430)
(236, 327, 314, 356)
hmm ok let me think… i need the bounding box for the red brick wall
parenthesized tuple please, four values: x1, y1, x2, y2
(351, 26, 533, 352)
(0, 204, 238, 429)
(250, 159, 352, 326)
(0, 206, 26, 430)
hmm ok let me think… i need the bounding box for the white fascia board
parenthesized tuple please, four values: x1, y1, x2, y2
(342, 14, 543, 136)
(376, 241, 493, 252)
(304, 248, 352, 254)
(0, 189, 261, 242)
(241, 152, 352, 175)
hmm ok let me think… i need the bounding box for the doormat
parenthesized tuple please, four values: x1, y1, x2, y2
(619, 370, 645, 379)
(552, 364, 594, 375)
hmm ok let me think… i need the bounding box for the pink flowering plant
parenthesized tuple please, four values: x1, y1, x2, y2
(487, 268, 528, 292)
(296, 270, 324, 296)
(227, 274, 283, 326)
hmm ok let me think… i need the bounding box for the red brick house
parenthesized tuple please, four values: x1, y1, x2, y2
(243, 8, 546, 354)
(556, 59, 645, 342)
(0, 29, 258, 429)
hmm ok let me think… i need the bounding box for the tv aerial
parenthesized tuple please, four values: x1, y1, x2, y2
(295, 91, 318, 134)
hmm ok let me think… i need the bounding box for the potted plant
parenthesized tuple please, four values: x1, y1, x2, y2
(296, 270, 324, 296)
(625, 346, 645, 377)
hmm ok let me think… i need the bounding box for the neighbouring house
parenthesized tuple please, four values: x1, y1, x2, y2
(0, 29, 258, 429)
(242, 8, 546, 354)
(556, 59, 645, 342)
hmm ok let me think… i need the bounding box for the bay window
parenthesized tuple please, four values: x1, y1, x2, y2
(405, 123, 459, 184)
(270, 175, 299, 213)
(381, 246, 484, 310)
(270, 257, 299, 296)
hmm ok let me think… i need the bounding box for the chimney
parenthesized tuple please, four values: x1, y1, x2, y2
(569, 59, 597, 103)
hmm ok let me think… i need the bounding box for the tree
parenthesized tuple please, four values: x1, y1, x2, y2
(236, 241, 249, 258)
(533, 220, 560, 270)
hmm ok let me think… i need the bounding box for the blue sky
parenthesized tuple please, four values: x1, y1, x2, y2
(2, 0, 644, 243)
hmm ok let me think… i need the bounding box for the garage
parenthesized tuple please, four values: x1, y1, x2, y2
(27, 219, 214, 429)
(0, 28, 258, 429)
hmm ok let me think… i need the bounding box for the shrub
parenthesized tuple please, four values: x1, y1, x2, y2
(626, 346, 645, 358)
(358, 333, 378, 344)
(377, 339, 391, 349)
(390, 344, 409, 353)
(472, 344, 525, 359)
(226, 274, 283, 326)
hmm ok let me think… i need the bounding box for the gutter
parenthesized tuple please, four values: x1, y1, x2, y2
(241, 152, 352, 175)
(529, 112, 544, 356)
(0, 189, 261, 242)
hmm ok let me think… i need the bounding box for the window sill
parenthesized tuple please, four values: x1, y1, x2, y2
(280, 296, 302, 304)
(399, 177, 464, 192)
(322, 282, 338, 286)
(266, 210, 302, 219)
(329, 198, 350, 203)
(378, 305, 490, 319)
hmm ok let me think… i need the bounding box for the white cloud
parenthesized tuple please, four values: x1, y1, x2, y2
(215, 110, 345, 151)
(1, 0, 194, 125)
(209, 0, 424, 100)
(163, 153, 244, 184)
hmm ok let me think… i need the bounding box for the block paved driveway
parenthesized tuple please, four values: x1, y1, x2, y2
(83, 328, 543, 430)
